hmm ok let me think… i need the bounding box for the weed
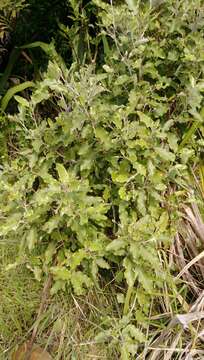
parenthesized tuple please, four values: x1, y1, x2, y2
(0, 1, 204, 359)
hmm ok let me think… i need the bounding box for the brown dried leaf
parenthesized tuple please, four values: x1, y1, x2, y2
(12, 342, 52, 360)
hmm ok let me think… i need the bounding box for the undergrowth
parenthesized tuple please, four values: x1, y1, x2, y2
(0, 243, 119, 359)
(0, 1, 204, 359)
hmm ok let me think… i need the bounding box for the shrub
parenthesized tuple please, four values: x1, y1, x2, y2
(0, 0, 203, 356)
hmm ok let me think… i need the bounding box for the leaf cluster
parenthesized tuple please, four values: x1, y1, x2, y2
(0, 0, 204, 357)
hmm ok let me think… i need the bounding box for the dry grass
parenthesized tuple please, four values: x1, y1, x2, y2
(143, 179, 204, 360)
(0, 246, 119, 360)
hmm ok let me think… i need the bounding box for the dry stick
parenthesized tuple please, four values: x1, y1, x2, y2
(25, 274, 52, 360)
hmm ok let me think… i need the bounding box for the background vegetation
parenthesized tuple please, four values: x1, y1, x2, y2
(0, 0, 204, 359)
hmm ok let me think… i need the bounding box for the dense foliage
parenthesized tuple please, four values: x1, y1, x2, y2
(0, 0, 204, 358)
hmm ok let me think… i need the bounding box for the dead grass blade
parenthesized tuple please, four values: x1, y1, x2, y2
(146, 190, 204, 360)
(176, 250, 204, 279)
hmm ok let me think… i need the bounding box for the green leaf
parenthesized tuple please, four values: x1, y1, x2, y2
(103, 64, 114, 73)
(138, 270, 153, 293)
(14, 95, 30, 107)
(70, 271, 92, 295)
(137, 111, 155, 129)
(43, 216, 61, 233)
(137, 191, 146, 216)
(117, 293, 125, 303)
(68, 249, 87, 270)
(1, 81, 34, 111)
(111, 172, 129, 183)
(45, 243, 56, 265)
(96, 258, 110, 269)
(167, 133, 178, 152)
(123, 324, 146, 342)
(121, 346, 130, 360)
(0, 48, 20, 93)
(135, 163, 146, 177)
(50, 280, 66, 295)
(126, 0, 138, 12)
(123, 258, 136, 287)
(155, 147, 175, 162)
(56, 163, 69, 184)
(33, 266, 42, 281)
(106, 239, 126, 252)
(51, 267, 70, 281)
(27, 228, 38, 251)
(95, 127, 112, 149)
(156, 211, 169, 233)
